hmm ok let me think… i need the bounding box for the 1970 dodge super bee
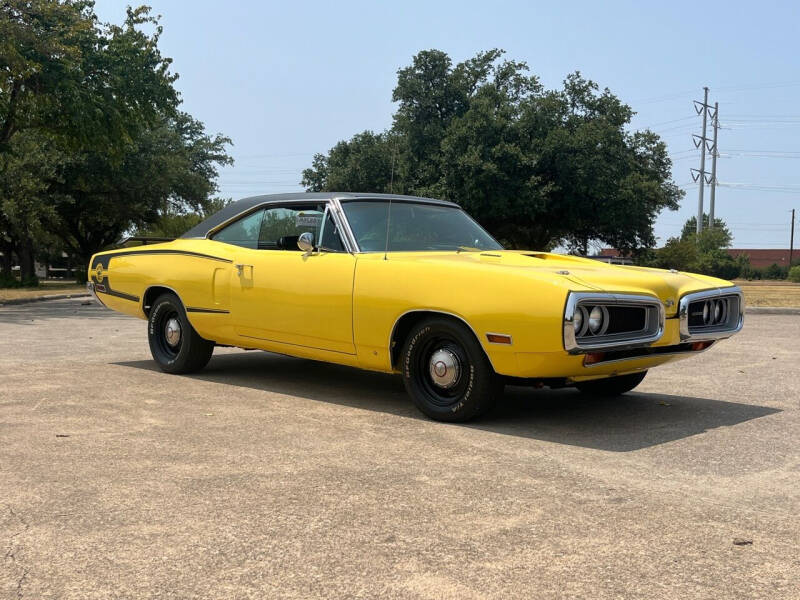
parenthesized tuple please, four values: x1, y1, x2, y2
(88, 192, 743, 421)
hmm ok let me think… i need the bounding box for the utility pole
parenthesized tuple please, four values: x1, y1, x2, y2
(708, 102, 719, 228)
(790, 208, 795, 267)
(692, 87, 713, 233)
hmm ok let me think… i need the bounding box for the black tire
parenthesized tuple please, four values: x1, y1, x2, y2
(575, 371, 647, 397)
(400, 317, 500, 422)
(148, 292, 214, 374)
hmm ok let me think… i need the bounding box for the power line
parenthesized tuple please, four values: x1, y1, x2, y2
(719, 152, 800, 159)
(715, 81, 800, 93)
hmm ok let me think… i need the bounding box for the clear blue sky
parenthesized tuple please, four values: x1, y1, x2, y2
(95, 0, 800, 249)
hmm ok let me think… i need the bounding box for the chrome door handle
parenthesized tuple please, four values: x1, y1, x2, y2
(235, 264, 253, 276)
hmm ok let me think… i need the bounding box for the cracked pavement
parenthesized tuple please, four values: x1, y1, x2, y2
(1, 298, 799, 599)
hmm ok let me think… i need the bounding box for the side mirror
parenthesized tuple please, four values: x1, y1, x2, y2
(297, 231, 314, 253)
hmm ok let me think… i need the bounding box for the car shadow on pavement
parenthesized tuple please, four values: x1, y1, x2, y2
(114, 350, 780, 452)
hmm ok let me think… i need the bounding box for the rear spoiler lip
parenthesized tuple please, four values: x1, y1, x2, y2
(117, 236, 176, 246)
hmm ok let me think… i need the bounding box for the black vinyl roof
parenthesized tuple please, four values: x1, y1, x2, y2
(181, 192, 459, 239)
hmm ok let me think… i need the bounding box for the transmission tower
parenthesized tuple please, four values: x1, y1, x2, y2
(691, 87, 716, 233)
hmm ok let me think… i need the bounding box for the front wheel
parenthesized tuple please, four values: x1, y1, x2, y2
(575, 371, 647, 397)
(400, 317, 500, 422)
(148, 292, 214, 374)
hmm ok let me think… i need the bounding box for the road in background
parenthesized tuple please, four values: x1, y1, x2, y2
(1, 299, 798, 599)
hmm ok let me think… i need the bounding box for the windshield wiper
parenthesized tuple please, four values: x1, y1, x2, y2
(456, 246, 482, 253)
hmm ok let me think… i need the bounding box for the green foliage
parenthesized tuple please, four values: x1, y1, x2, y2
(0, 2, 231, 281)
(734, 254, 756, 280)
(53, 110, 232, 262)
(788, 265, 800, 283)
(764, 263, 787, 280)
(136, 198, 231, 239)
(303, 131, 399, 194)
(645, 215, 741, 279)
(0, 272, 21, 287)
(303, 49, 683, 252)
(680, 215, 732, 243)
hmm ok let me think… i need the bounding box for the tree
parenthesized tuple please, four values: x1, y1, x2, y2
(136, 197, 231, 239)
(680, 215, 732, 244)
(302, 49, 683, 252)
(647, 215, 740, 278)
(0, 129, 64, 283)
(1, 2, 178, 153)
(303, 131, 398, 194)
(52, 111, 232, 277)
(0, 2, 231, 283)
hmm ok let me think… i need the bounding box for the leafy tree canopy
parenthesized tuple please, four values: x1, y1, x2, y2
(303, 49, 682, 252)
(681, 213, 733, 248)
(646, 214, 739, 279)
(0, 1, 231, 283)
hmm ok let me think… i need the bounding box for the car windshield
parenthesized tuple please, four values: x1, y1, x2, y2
(341, 201, 503, 252)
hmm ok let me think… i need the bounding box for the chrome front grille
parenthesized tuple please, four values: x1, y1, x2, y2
(563, 293, 664, 353)
(679, 288, 744, 341)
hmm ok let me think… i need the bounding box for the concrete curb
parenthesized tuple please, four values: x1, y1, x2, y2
(746, 307, 800, 315)
(0, 292, 90, 306)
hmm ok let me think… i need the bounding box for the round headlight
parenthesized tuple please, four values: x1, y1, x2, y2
(702, 300, 711, 325)
(588, 306, 606, 334)
(715, 299, 727, 324)
(573, 306, 584, 333)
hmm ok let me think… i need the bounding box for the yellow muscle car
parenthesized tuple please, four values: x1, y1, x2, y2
(88, 193, 743, 422)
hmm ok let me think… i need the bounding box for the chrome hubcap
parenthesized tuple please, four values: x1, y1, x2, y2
(428, 348, 461, 389)
(164, 317, 182, 347)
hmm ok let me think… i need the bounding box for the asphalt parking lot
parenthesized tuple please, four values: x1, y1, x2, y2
(1, 298, 799, 599)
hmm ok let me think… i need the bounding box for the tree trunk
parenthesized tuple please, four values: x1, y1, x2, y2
(17, 238, 37, 285)
(74, 255, 89, 284)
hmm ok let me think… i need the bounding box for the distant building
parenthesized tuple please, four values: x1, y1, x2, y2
(726, 249, 793, 268)
(590, 250, 633, 265)
(597, 247, 794, 268)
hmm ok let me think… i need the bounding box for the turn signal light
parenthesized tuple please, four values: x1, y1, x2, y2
(583, 352, 606, 365)
(486, 333, 512, 345)
(691, 341, 713, 352)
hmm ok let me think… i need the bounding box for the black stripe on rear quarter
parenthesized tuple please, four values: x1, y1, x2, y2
(105, 288, 140, 302)
(90, 250, 232, 269)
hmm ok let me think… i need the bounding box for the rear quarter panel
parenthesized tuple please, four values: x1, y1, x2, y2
(89, 240, 236, 341)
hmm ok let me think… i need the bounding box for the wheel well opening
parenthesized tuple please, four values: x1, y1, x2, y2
(390, 311, 490, 371)
(142, 286, 177, 317)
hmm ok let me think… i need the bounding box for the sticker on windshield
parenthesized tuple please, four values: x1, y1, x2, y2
(296, 213, 322, 228)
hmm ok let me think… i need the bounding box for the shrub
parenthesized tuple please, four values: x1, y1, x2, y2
(0, 273, 22, 288)
(789, 265, 800, 283)
(763, 263, 787, 280)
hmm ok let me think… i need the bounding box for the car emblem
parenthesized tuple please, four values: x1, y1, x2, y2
(95, 265, 104, 281)
(665, 298, 674, 307)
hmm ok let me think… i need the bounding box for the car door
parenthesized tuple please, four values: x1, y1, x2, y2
(212, 202, 356, 355)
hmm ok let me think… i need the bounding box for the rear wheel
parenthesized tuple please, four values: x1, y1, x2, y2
(148, 292, 214, 374)
(575, 371, 647, 397)
(400, 317, 500, 422)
